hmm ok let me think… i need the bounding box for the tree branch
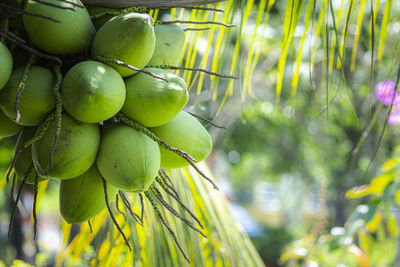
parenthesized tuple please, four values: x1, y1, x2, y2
(81, 0, 225, 8)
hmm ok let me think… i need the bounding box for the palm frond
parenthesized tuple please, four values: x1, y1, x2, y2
(58, 165, 263, 266)
(377, 0, 392, 62)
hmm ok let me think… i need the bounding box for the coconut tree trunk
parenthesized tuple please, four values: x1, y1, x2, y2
(81, 0, 225, 8)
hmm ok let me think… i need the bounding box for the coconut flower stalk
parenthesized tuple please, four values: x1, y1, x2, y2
(81, 0, 225, 8)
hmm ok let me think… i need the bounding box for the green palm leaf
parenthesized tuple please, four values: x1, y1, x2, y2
(55, 166, 263, 266)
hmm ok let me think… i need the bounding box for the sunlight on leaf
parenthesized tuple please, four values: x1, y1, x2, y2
(382, 158, 400, 172)
(242, 0, 268, 99)
(347, 172, 395, 198)
(350, 0, 367, 72)
(377, 0, 393, 61)
(395, 190, 400, 206)
(365, 211, 381, 233)
(328, 0, 345, 74)
(387, 212, 398, 236)
(291, 0, 314, 102)
(276, 0, 304, 103)
(358, 229, 374, 256)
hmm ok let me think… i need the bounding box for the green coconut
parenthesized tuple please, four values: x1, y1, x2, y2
(60, 165, 117, 224)
(150, 111, 212, 169)
(23, 0, 95, 55)
(0, 66, 56, 126)
(0, 109, 22, 138)
(122, 68, 188, 127)
(91, 13, 155, 77)
(15, 127, 47, 184)
(62, 61, 126, 123)
(97, 124, 160, 192)
(32, 113, 100, 179)
(147, 24, 186, 67)
(0, 42, 13, 89)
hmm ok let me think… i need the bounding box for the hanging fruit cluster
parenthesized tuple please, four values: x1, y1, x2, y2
(0, 0, 233, 262)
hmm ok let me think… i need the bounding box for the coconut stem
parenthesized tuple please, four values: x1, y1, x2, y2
(183, 27, 210, 32)
(8, 165, 31, 238)
(156, 20, 234, 28)
(155, 176, 204, 229)
(139, 193, 144, 223)
(2, 29, 25, 44)
(118, 191, 143, 226)
(148, 6, 223, 12)
(49, 66, 63, 172)
(116, 114, 218, 190)
(89, 6, 222, 19)
(95, 56, 168, 82)
(115, 194, 127, 221)
(187, 160, 219, 190)
(185, 110, 226, 129)
(0, 3, 61, 23)
(147, 64, 238, 79)
(10, 172, 16, 197)
(158, 170, 180, 200)
(0, 30, 62, 63)
(116, 113, 197, 163)
(6, 112, 56, 183)
(90, 7, 149, 20)
(102, 178, 132, 251)
(150, 185, 206, 237)
(179, 6, 223, 12)
(33, 172, 39, 240)
(88, 220, 93, 234)
(144, 190, 190, 263)
(15, 55, 35, 123)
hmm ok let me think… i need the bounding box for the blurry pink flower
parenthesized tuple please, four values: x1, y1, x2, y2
(389, 112, 400, 125)
(376, 80, 397, 105)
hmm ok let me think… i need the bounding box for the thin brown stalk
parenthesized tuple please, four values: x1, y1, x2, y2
(158, 20, 234, 28)
(10, 173, 16, 198)
(155, 176, 203, 228)
(144, 191, 190, 263)
(151, 185, 205, 236)
(158, 170, 180, 200)
(0, 4, 60, 22)
(15, 55, 35, 123)
(117, 113, 197, 163)
(88, 220, 93, 234)
(95, 56, 168, 82)
(33, 173, 39, 240)
(102, 178, 132, 251)
(8, 168, 30, 238)
(0, 30, 62, 63)
(115, 194, 127, 221)
(149, 64, 238, 79)
(118, 191, 143, 226)
(184, 27, 210, 32)
(185, 110, 227, 129)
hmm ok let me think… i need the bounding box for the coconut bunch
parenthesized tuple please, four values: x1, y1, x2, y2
(0, 0, 233, 261)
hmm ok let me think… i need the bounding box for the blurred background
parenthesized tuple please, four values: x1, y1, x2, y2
(1, 0, 400, 266)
